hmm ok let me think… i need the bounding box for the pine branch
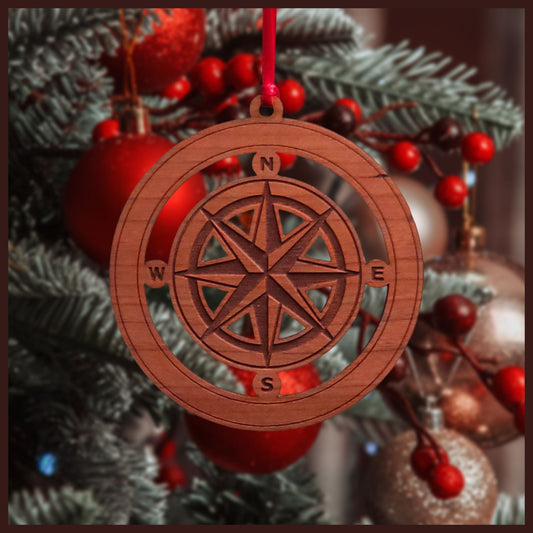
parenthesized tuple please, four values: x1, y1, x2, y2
(205, 8, 364, 57)
(181, 444, 330, 525)
(9, 486, 104, 525)
(277, 44, 523, 150)
(8, 8, 161, 98)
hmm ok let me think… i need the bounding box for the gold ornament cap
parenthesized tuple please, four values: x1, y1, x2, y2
(114, 98, 151, 135)
(455, 224, 486, 253)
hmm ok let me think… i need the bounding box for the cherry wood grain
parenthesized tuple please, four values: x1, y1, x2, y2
(110, 97, 423, 430)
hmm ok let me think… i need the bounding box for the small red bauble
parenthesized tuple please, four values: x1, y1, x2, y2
(461, 132, 495, 164)
(225, 53, 260, 91)
(157, 462, 186, 490)
(92, 118, 120, 143)
(185, 365, 322, 474)
(278, 79, 306, 115)
(64, 133, 205, 267)
(156, 439, 176, 460)
(428, 463, 465, 499)
(101, 8, 205, 94)
(388, 141, 421, 173)
(160, 76, 191, 100)
(190, 56, 227, 97)
(334, 97, 362, 122)
(491, 366, 525, 409)
(384, 353, 408, 383)
(278, 152, 297, 170)
(514, 401, 525, 434)
(205, 156, 242, 175)
(434, 175, 468, 209)
(410, 444, 449, 480)
(432, 294, 477, 338)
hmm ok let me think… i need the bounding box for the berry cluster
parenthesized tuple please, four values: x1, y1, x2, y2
(411, 441, 464, 499)
(429, 294, 525, 435)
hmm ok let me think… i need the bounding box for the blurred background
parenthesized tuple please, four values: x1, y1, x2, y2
(309, 8, 524, 523)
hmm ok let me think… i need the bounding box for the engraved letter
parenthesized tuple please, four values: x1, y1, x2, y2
(261, 377, 274, 391)
(371, 265, 385, 281)
(260, 156, 274, 171)
(149, 266, 165, 281)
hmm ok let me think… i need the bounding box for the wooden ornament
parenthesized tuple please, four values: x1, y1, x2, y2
(111, 97, 423, 430)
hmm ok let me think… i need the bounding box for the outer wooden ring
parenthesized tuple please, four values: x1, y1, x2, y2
(110, 108, 423, 430)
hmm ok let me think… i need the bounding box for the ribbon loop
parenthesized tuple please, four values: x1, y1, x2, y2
(261, 8, 278, 107)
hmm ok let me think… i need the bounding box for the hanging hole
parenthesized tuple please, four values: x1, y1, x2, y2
(259, 105, 275, 117)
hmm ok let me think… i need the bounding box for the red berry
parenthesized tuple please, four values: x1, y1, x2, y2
(514, 401, 525, 434)
(491, 366, 525, 409)
(278, 79, 305, 115)
(432, 294, 477, 337)
(225, 53, 260, 91)
(160, 76, 191, 100)
(191, 57, 226, 97)
(429, 463, 465, 499)
(384, 353, 408, 383)
(388, 141, 421, 173)
(411, 444, 449, 480)
(461, 132, 495, 164)
(334, 98, 362, 122)
(157, 463, 186, 490)
(278, 152, 297, 170)
(440, 351, 455, 363)
(434, 175, 468, 209)
(214, 94, 239, 115)
(92, 118, 120, 143)
(205, 156, 242, 175)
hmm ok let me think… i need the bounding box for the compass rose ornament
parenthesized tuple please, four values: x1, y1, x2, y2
(110, 9, 423, 430)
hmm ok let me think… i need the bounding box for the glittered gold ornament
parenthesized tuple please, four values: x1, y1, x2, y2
(392, 176, 449, 261)
(366, 428, 498, 525)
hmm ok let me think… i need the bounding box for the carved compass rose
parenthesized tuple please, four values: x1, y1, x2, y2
(172, 175, 364, 370)
(110, 96, 422, 430)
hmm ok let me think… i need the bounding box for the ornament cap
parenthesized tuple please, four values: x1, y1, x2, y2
(418, 403, 444, 431)
(455, 224, 486, 253)
(115, 98, 151, 135)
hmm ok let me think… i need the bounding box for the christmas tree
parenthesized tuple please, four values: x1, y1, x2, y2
(8, 8, 524, 525)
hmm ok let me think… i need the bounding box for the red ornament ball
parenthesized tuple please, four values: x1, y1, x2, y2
(432, 294, 477, 338)
(491, 366, 525, 409)
(102, 8, 205, 94)
(92, 118, 120, 143)
(461, 132, 495, 164)
(434, 175, 468, 209)
(190, 56, 226, 98)
(185, 365, 322, 474)
(278, 152, 297, 170)
(428, 463, 465, 500)
(410, 444, 449, 481)
(64, 133, 205, 267)
(160, 76, 191, 100)
(514, 401, 525, 434)
(334, 97, 362, 122)
(205, 156, 242, 176)
(225, 53, 260, 91)
(278, 79, 306, 115)
(388, 141, 421, 173)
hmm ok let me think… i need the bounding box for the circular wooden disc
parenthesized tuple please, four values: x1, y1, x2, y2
(110, 98, 423, 430)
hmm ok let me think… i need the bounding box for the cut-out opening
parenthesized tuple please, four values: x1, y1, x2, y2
(202, 234, 228, 262)
(306, 287, 329, 312)
(228, 210, 254, 236)
(201, 285, 228, 313)
(279, 313, 306, 339)
(305, 235, 331, 261)
(279, 211, 305, 236)
(228, 313, 254, 339)
(259, 105, 275, 117)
